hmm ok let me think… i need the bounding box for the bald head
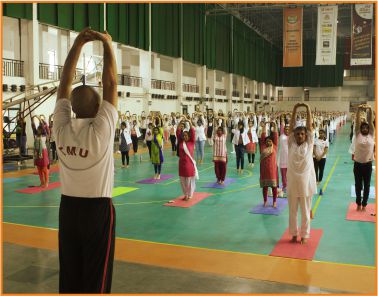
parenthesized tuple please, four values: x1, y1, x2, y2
(70, 85, 101, 118)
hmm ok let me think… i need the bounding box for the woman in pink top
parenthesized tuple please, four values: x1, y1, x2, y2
(353, 104, 375, 211)
(177, 120, 197, 200)
(213, 119, 228, 184)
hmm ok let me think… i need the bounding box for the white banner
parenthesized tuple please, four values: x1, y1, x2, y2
(316, 5, 338, 65)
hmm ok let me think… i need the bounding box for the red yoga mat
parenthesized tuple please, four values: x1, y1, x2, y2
(346, 203, 376, 223)
(164, 192, 213, 208)
(16, 182, 61, 194)
(33, 166, 59, 175)
(270, 228, 323, 260)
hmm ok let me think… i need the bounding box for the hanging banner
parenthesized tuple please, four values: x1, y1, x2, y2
(283, 7, 303, 67)
(351, 4, 373, 65)
(316, 5, 338, 65)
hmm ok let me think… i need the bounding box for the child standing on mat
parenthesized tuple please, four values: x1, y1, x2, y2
(213, 120, 228, 184)
(33, 125, 50, 188)
(287, 103, 316, 244)
(177, 120, 198, 200)
(246, 116, 258, 168)
(151, 126, 164, 179)
(119, 122, 131, 168)
(260, 122, 279, 207)
(353, 104, 375, 211)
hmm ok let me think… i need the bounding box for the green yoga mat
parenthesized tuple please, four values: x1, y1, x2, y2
(112, 187, 139, 197)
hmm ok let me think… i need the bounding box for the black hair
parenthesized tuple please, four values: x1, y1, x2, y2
(238, 120, 245, 133)
(294, 126, 307, 134)
(360, 122, 369, 131)
(217, 126, 224, 133)
(265, 135, 273, 143)
(153, 126, 159, 132)
(121, 121, 126, 128)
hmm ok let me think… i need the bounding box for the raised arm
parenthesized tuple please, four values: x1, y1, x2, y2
(57, 28, 94, 100)
(97, 31, 117, 107)
(367, 105, 375, 134)
(355, 105, 362, 134)
(289, 103, 300, 132)
(304, 104, 313, 132)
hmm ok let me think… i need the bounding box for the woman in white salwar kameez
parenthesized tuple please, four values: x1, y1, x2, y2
(287, 103, 317, 244)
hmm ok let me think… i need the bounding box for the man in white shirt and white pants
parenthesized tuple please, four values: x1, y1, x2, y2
(287, 103, 317, 244)
(53, 28, 118, 293)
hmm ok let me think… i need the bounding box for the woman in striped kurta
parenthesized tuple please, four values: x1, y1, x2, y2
(213, 124, 228, 184)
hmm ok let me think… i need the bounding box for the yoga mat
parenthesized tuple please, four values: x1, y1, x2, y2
(346, 203, 376, 223)
(137, 174, 175, 184)
(164, 192, 213, 208)
(202, 178, 236, 189)
(112, 187, 139, 197)
(350, 185, 375, 199)
(3, 178, 22, 183)
(16, 182, 61, 194)
(249, 197, 288, 216)
(32, 166, 59, 175)
(270, 228, 323, 260)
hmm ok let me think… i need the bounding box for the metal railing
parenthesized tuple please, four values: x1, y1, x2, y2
(344, 69, 374, 81)
(151, 79, 176, 91)
(39, 63, 83, 80)
(3, 59, 24, 77)
(118, 74, 142, 87)
(215, 88, 226, 96)
(182, 83, 199, 93)
(232, 90, 239, 97)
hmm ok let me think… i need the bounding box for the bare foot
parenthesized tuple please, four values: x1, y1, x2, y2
(263, 201, 268, 207)
(301, 238, 308, 244)
(157, 174, 161, 180)
(362, 206, 367, 212)
(290, 236, 298, 243)
(357, 205, 362, 211)
(187, 196, 193, 200)
(220, 181, 224, 185)
(273, 202, 277, 208)
(182, 195, 188, 200)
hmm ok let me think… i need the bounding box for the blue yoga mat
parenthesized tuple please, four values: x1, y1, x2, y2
(249, 197, 288, 216)
(202, 178, 236, 189)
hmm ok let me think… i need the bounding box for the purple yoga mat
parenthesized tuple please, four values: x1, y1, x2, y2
(249, 197, 288, 215)
(136, 174, 175, 184)
(202, 178, 236, 189)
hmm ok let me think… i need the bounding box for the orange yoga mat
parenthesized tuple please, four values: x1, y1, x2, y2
(270, 228, 323, 260)
(346, 203, 376, 223)
(164, 192, 213, 208)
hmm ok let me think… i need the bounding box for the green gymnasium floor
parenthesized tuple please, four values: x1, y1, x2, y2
(3, 123, 376, 267)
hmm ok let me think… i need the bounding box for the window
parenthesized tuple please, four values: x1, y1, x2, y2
(47, 50, 56, 73)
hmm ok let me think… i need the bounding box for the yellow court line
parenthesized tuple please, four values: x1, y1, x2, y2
(3, 221, 374, 270)
(3, 222, 375, 294)
(312, 156, 340, 217)
(212, 183, 260, 196)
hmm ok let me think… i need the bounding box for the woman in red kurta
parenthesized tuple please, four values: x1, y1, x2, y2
(260, 122, 279, 207)
(177, 120, 197, 200)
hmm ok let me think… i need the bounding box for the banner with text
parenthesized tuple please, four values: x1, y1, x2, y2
(316, 5, 338, 65)
(283, 7, 303, 67)
(351, 4, 373, 65)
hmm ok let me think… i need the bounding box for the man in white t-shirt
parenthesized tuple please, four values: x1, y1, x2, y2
(287, 103, 317, 244)
(353, 104, 375, 211)
(53, 28, 118, 293)
(313, 129, 329, 185)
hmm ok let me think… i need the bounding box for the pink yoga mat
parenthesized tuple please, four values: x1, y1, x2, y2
(16, 182, 61, 194)
(33, 166, 59, 175)
(270, 228, 323, 260)
(137, 174, 174, 184)
(346, 203, 376, 223)
(164, 192, 213, 208)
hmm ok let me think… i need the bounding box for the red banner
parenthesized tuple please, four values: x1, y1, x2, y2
(283, 7, 303, 67)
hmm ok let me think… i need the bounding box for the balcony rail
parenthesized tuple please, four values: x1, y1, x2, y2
(3, 59, 24, 77)
(215, 88, 226, 96)
(118, 74, 142, 87)
(151, 79, 176, 91)
(232, 90, 240, 97)
(183, 83, 199, 93)
(344, 69, 374, 81)
(39, 63, 83, 80)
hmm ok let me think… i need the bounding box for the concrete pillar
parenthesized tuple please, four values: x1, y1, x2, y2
(26, 4, 39, 87)
(174, 58, 183, 113)
(240, 76, 245, 112)
(338, 86, 342, 102)
(208, 69, 216, 110)
(139, 50, 151, 114)
(226, 73, 232, 113)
